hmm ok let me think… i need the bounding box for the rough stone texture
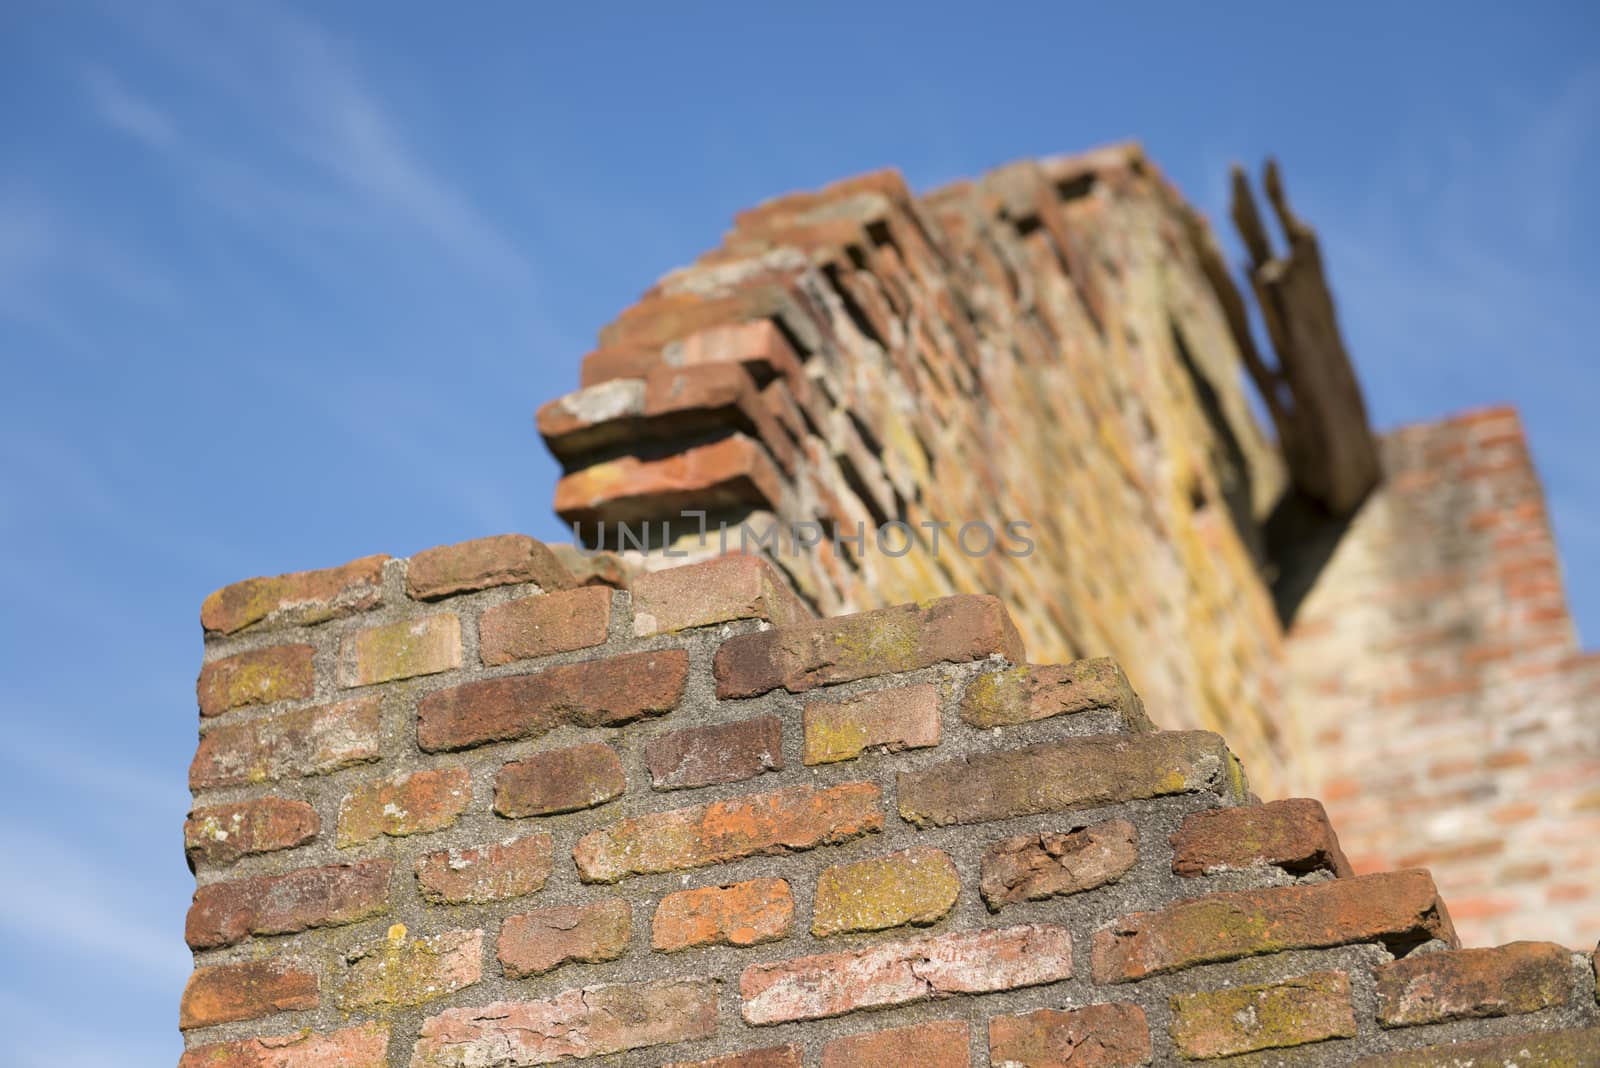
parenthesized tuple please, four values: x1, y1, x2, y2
(632, 553, 810, 635)
(980, 819, 1139, 911)
(412, 979, 717, 1065)
(646, 716, 784, 790)
(413, 833, 553, 905)
(336, 926, 482, 1010)
(201, 555, 387, 635)
(180, 958, 319, 1029)
(1356, 1027, 1600, 1066)
(898, 732, 1246, 827)
(478, 586, 613, 664)
(811, 846, 959, 935)
(1167, 971, 1356, 1059)
(339, 613, 461, 686)
(336, 766, 471, 846)
(1170, 797, 1353, 878)
(185, 797, 319, 867)
(1374, 941, 1573, 1026)
(802, 682, 940, 764)
(417, 648, 687, 751)
(962, 659, 1149, 731)
(1091, 869, 1456, 983)
(574, 781, 882, 883)
(189, 697, 379, 789)
(663, 1049, 802, 1068)
(179, 1024, 388, 1068)
(197, 644, 314, 717)
(494, 742, 625, 817)
(497, 899, 632, 978)
(988, 1002, 1152, 1068)
(653, 878, 795, 951)
(186, 860, 391, 949)
(740, 924, 1073, 1025)
(821, 1020, 970, 1068)
(405, 534, 573, 600)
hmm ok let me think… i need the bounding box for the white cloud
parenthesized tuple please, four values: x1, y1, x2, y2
(79, 64, 177, 149)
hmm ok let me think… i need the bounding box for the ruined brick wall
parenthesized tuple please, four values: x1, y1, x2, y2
(1287, 406, 1600, 946)
(180, 545, 1599, 1066)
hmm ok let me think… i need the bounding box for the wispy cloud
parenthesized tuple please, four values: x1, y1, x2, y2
(80, 64, 177, 149)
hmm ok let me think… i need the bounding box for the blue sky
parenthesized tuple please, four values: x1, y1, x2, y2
(1, 2, 1595, 1063)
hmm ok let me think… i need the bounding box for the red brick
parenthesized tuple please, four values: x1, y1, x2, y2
(336, 926, 482, 1009)
(980, 819, 1139, 911)
(714, 595, 1024, 698)
(549, 543, 633, 588)
(336, 766, 471, 846)
(186, 860, 391, 949)
(962, 658, 1150, 730)
(632, 554, 809, 636)
(417, 649, 687, 751)
(1170, 798, 1354, 878)
(196, 644, 314, 717)
(898, 732, 1246, 828)
(1169, 971, 1355, 1059)
(185, 798, 319, 867)
(988, 1002, 1151, 1067)
(1374, 941, 1573, 1026)
(478, 586, 613, 665)
(575, 781, 882, 883)
(179, 1023, 388, 1068)
(189, 697, 380, 790)
(662, 1048, 802, 1068)
(653, 878, 795, 951)
(1090, 869, 1457, 983)
(406, 534, 573, 600)
(554, 434, 785, 527)
(179, 957, 319, 1029)
(822, 1020, 970, 1068)
(339, 613, 461, 686)
(803, 682, 940, 764)
(413, 979, 717, 1066)
(495, 743, 625, 817)
(740, 923, 1072, 1024)
(1355, 1027, 1600, 1067)
(498, 898, 632, 978)
(813, 847, 959, 935)
(645, 716, 784, 790)
(201, 555, 387, 636)
(415, 833, 553, 905)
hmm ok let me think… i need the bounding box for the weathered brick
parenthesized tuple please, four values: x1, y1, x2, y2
(554, 434, 784, 527)
(1355, 1027, 1600, 1067)
(575, 781, 882, 883)
(822, 1020, 970, 1068)
(1169, 971, 1356, 1059)
(812, 847, 959, 936)
(653, 878, 795, 951)
(201, 555, 387, 636)
(1091, 869, 1457, 983)
(186, 860, 391, 949)
(189, 697, 380, 790)
(715, 595, 1024, 698)
(498, 898, 632, 978)
(663, 1048, 802, 1068)
(179, 957, 319, 1029)
(178, 1023, 388, 1068)
(632, 554, 808, 636)
(336, 925, 482, 1009)
(494, 743, 625, 818)
(339, 613, 461, 686)
(417, 649, 687, 752)
(185, 798, 319, 867)
(962, 658, 1150, 730)
(980, 819, 1139, 911)
(406, 534, 572, 600)
(898, 731, 1247, 828)
(646, 716, 784, 790)
(415, 833, 553, 905)
(988, 1002, 1151, 1068)
(196, 644, 314, 717)
(1171, 797, 1353, 878)
(1374, 941, 1572, 1026)
(336, 766, 471, 846)
(550, 543, 633, 589)
(740, 924, 1072, 1024)
(479, 586, 613, 665)
(413, 979, 717, 1066)
(803, 683, 940, 765)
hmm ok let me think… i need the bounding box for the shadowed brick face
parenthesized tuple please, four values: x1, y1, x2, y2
(988, 1003, 1151, 1068)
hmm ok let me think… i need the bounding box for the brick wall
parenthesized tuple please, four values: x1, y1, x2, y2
(181, 545, 1599, 1065)
(1288, 406, 1600, 946)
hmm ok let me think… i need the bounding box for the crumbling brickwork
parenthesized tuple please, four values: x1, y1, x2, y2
(182, 548, 1599, 1065)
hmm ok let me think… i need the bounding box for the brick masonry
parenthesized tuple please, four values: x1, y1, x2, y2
(181, 547, 1600, 1065)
